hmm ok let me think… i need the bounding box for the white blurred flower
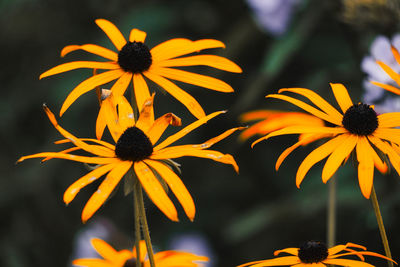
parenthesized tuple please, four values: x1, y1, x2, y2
(247, 0, 301, 36)
(362, 34, 400, 112)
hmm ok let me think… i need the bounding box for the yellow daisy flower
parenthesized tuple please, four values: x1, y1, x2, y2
(371, 45, 400, 95)
(73, 238, 208, 267)
(18, 95, 240, 222)
(40, 19, 242, 118)
(238, 241, 395, 267)
(252, 84, 400, 198)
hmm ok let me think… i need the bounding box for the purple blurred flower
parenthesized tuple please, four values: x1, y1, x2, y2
(362, 34, 400, 113)
(247, 0, 301, 36)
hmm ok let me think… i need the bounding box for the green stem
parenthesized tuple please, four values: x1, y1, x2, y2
(371, 186, 393, 267)
(327, 177, 336, 248)
(137, 184, 156, 267)
(133, 176, 142, 267)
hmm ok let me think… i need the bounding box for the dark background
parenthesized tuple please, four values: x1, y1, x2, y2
(3, 0, 400, 266)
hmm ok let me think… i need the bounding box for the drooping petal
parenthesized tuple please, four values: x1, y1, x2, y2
(43, 105, 115, 157)
(61, 44, 118, 61)
(17, 152, 119, 165)
(323, 258, 374, 267)
(72, 259, 113, 267)
(278, 88, 343, 121)
(376, 60, 400, 86)
(252, 126, 346, 148)
(151, 39, 225, 62)
(237, 256, 300, 267)
(145, 159, 195, 221)
(81, 161, 132, 222)
(356, 137, 375, 198)
(328, 244, 347, 256)
(151, 67, 234, 92)
(240, 110, 280, 122)
(134, 161, 178, 221)
(39, 61, 119, 79)
(63, 163, 117, 204)
(330, 83, 353, 113)
(273, 248, 299, 256)
(370, 81, 400, 95)
(97, 93, 125, 142)
(90, 238, 119, 261)
(133, 74, 153, 123)
(374, 128, 400, 145)
(60, 69, 124, 116)
(129, 28, 147, 43)
(296, 135, 348, 187)
(369, 136, 400, 176)
(115, 95, 135, 130)
(110, 72, 133, 97)
(144, 72, 205, 119)
(156, 55, 242, 73)
(377, 112, 400, 128)
(321, 134, 358, 183)
(147, 113, 182, 145)
(42, 146, 81, 162)
(135, 94, 155, 133)
(151, 147, 238, 173)
(95, 19, 127, 51)
(154, 110, 225, 151)
(55, 138, 115, 150)
(266, 94, 341, 125)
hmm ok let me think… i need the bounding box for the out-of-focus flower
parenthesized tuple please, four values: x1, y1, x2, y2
(237, 241, 395, 266)
(73, 238, 208, 267)
(17, 95, 240, 222)
(362, 34, 400, 113)
(252, 84, 400, 198)
(40, 19, 241, 119)
(246, 0, 301, 36)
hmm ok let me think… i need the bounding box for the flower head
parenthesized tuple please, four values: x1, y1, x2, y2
(252, 84, 400, 198)
(18, 95, 240, 222)
(40, 19, 241, 119)
(238, 241, 395, 266)
(73, 238, 208, 267)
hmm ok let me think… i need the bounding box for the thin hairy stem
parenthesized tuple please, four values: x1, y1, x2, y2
(327, 177, 336, 248)
(133, 174, 142, 267)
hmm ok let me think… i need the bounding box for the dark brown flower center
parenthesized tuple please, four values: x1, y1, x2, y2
(115, 127, 153, 161)
(118, 41, 152, 73)
(123, 258, 136, 267)
(342, 103, 378, 136)
(298, 241, 328, 263)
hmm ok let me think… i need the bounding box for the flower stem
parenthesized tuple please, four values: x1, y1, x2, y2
(133, 176, 142, 267)
(327, 177, 336, 248)
(137, 184, 156, 267)
(371, 186, 393, 267)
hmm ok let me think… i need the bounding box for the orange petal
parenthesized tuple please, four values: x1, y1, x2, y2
(151, 67, 234, 92)
(133, 73, 153, 122)
(356, 137, 374, 198)
(274, 248, 299, 256)
(17, 152, 119, 165)
(239, 110, 281, 122)
(323, 258, 374, 266)
(81, 161, 132, 222)
(95, 19, 127, 51)
(110, 71, 132, 97)
(369, 136, 400, 176)
(61, 44, 118, 61)
(60, 69, 124, 116)
(145, 159, 195, 221)
(144, 72, 205, 119)
(330, 83, 353, 113)
(42, 146, 81, 162)
(115, 95, 135, 130)
(63, 163, 117, 204)
(154, 110, 225, 151)
(129, 28, 147, 43)
(134, 161, 178, 221)
(39, 61, 119, 79)
(135, 94, 155, 133)
(378, 112, 400, 128)
(370, 81, 400, 95)
(151, 38, 225, 62)
(156, 55, 242, 73)
(296, 135, 347, 187)
(266, 94, 341, 125)
(72, 259, 111, 267)
(90, 238, 119, 261)
(376, 60, 400, 86)
(237, 256, 300, 267)
(147, 113, 182, 145)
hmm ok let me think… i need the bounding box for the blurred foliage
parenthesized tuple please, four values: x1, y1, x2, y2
(3, 0, 400, 266)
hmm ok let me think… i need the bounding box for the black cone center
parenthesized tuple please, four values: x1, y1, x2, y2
(342, 103, 378, 136)
(115, 127, 153, 161)
(298, 241, 328, 263)
(123, 258, 136, 267)
(118, 41, 152, 73)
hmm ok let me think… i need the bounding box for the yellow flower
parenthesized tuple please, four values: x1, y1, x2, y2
(18, 95, 240, 222)
(371, 45, 400, 95)
(73, 238, 208, 267)
(40, 19, 241, 118)
(252, 84, 400, 198)
(238, 241, 395, 267)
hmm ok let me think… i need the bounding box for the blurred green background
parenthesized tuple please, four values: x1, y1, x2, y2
(3, 0, 400, 266)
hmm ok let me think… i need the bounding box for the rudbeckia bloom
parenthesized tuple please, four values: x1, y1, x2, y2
(252, 84, 400, 198)
(238, 241, 395, 267)
(371, 45, 400, 96)
(40, 19, 242, 118)
(73, 238, 208, 267)
(18, 95, 240, 222)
